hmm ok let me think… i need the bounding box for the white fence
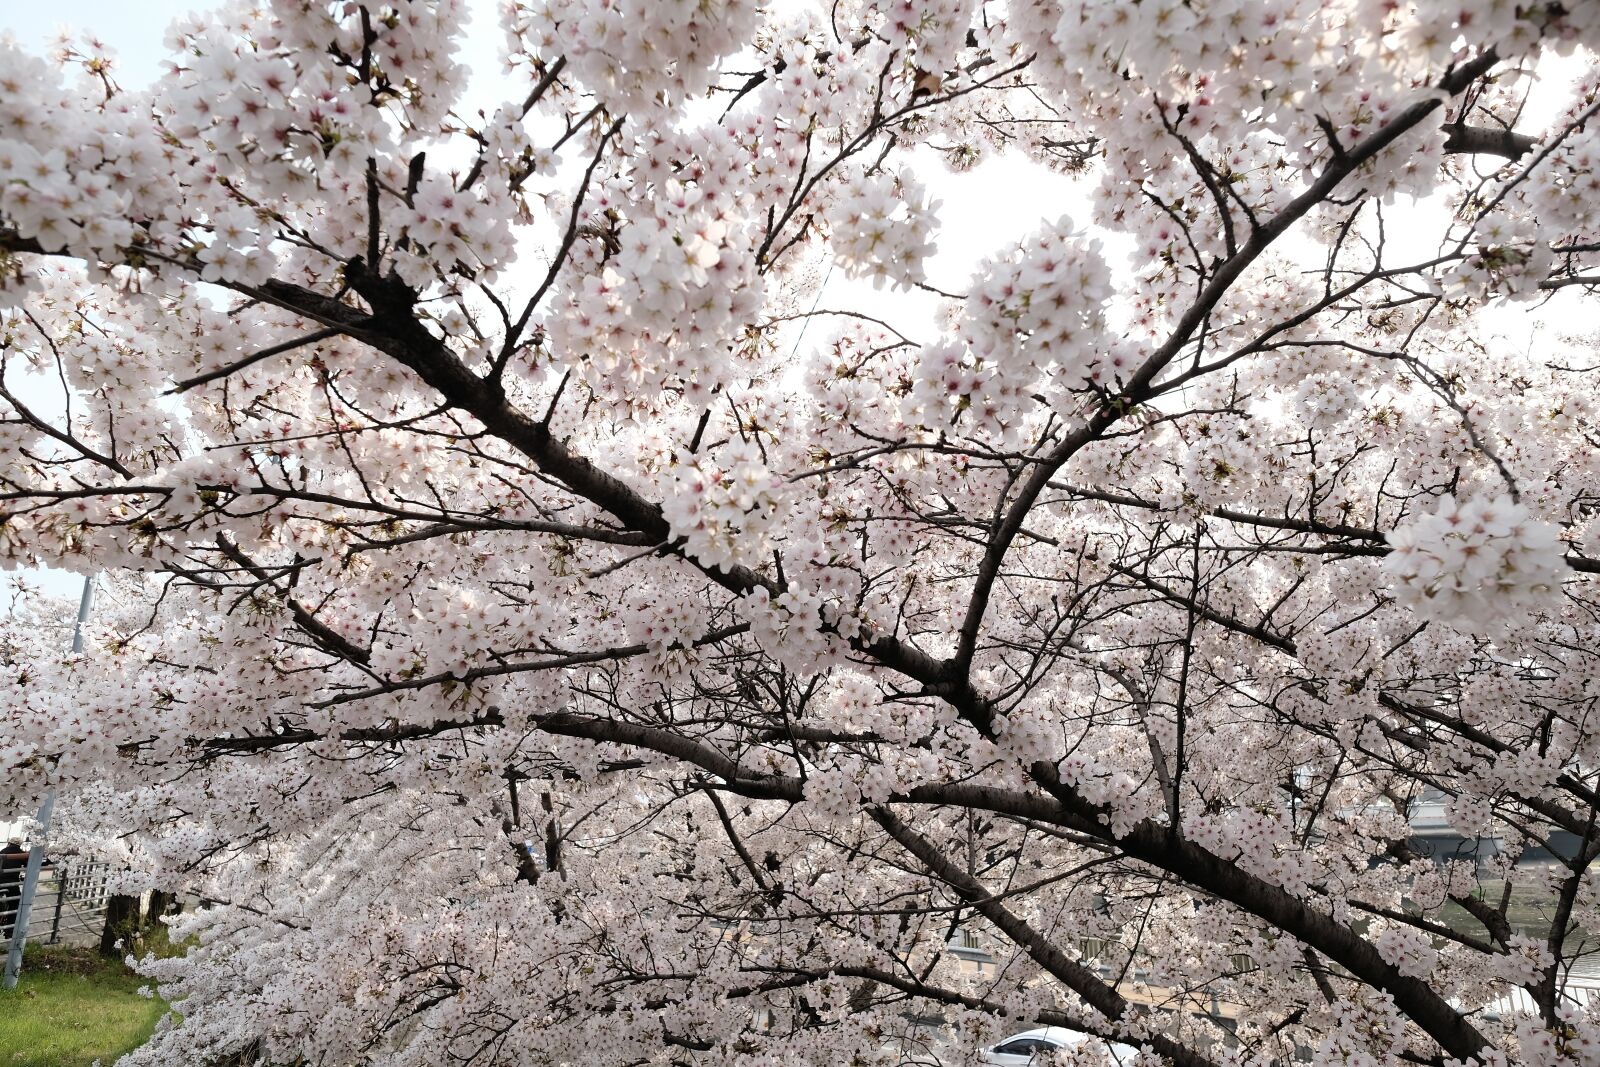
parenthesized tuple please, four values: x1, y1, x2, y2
(1487, 976, 1600, 1017)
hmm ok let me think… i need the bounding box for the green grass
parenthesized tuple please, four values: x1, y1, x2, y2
(0, 947, 167, 1067)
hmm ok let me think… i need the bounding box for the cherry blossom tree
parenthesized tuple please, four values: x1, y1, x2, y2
(3, 2, 1600, 1065)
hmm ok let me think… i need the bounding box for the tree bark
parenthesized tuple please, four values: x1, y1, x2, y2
(99, 893, 144, 959)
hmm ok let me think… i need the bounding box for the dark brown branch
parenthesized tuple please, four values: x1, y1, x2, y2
(168, 326, 343, 393)
(197, 709, 505, 755)
(214, 535, 372, 666)
(1443, 123, 1537, 160)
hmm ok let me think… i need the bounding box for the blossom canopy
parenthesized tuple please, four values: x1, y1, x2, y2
(2, 2, 1600, 1066)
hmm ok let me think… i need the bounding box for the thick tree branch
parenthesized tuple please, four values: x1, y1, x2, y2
(1443, 123, 1538, 160)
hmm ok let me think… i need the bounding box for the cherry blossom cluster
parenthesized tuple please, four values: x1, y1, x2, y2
(520, 0, 760, 114)
(909, 216, 1115, 439)
(660, 440, 783, 570)
(1383, 493, 1568, 635)
(0, 42, 160, 279)
(1447, 214, 1556, 302)
(824, 168, 940, 291)
(548, 168, 764, 406)
(1372, 924, 1439, 980)
(873, 0, 978, 79)
(801, 765, 862, 821)
(738, 584, 848, 675)
(393, 175, 517, 290)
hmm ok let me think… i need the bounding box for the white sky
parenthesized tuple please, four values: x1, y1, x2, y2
(1, 2, 183, 84)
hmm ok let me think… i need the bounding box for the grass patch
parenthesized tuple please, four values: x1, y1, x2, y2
(0, 946, 166, 1067)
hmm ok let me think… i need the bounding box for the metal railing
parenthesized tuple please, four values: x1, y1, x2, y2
(1, 858, 113, 950)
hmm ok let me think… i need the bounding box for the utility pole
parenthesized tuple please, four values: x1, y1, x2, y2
(3, 575, 93, 989)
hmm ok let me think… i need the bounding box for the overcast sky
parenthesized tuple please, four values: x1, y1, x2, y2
(3, 2, 183, 84)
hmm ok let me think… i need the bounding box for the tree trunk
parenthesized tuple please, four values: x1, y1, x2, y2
(147, 889, 179, 920)
(99, 893, 143, 958)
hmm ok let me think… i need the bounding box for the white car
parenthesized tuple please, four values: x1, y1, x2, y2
(978, 1026, 1140, 1066)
